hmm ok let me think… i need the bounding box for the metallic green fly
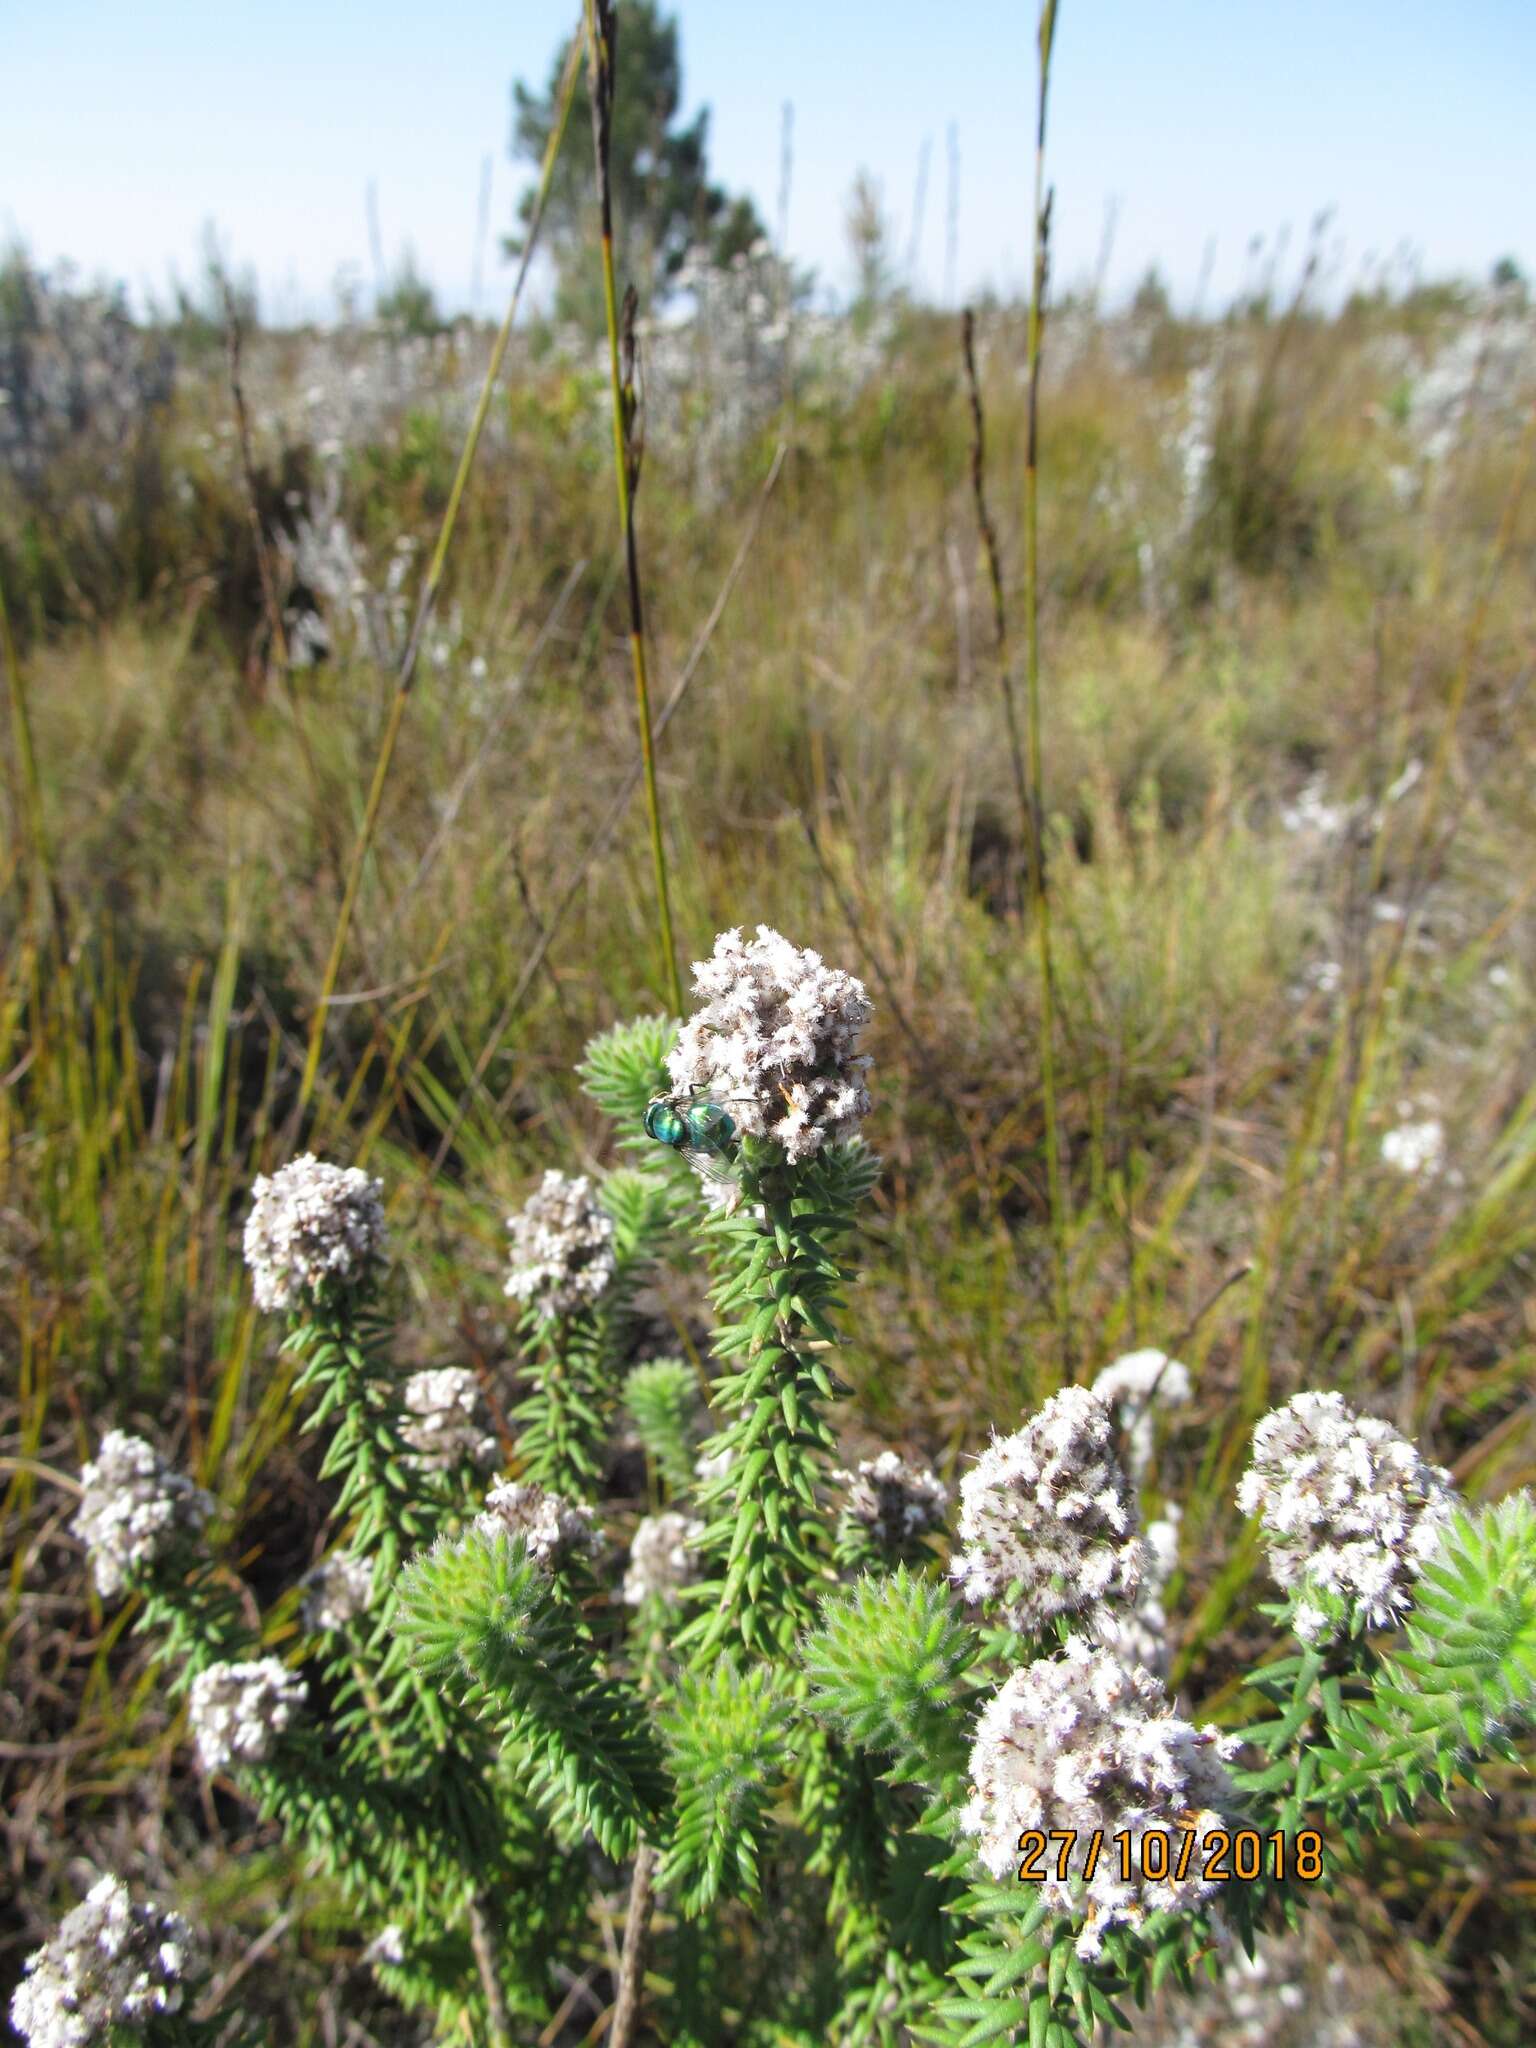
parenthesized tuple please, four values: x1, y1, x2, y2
(643, 1090, 745, 1186)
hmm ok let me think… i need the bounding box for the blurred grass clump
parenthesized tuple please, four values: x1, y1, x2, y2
(2, 223, 1535, 2042)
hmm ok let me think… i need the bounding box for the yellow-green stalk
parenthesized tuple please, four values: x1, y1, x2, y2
(582, 0, 685, 1021)
(1023, 0, 1073, 1377)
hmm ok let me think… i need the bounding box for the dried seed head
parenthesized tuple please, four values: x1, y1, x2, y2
(298, 1550, 374, 1633)
(476, 1479, 600, 1570)
(399, 1368, 499, 1472)
(833, 1450, 949, 1554)
(1092, 1348, 1193, 1487)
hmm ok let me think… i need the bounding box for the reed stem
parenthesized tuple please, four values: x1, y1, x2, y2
(583, 0, 685, 1020)
(1023, 0, 1073, 1376)
(0, 578, 69, 954)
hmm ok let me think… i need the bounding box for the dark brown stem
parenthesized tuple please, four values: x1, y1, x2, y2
(221, 279, 290, 683)
(466, 1890, 514, 2048)
(608, 1841, 657, 2048)
(960, 306, 1028, 851)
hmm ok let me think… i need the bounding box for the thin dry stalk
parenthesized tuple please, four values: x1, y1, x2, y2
(1022, 0, 1073, 1375)
(221, 279, 290, 680)
(426, 442, 787, 1176)
(0, 578, 69, 952)
(959, 307, 1029, 843)
(467, 1891, 514, 2048)
(608, 1840, 656, 2048)
(584, 0, 684, 1019)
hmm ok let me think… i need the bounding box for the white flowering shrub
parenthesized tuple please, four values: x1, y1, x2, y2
(949, 1386, 1148, 1635)
(72, 1431, 214, 1599)
(241, 1153, 387, 1313)
(186, 1657, 308, 1773)
(1237, 1391, 1456, 1646)
(37, 930, 1536, 2048)
(9, 1877, 203, 2048)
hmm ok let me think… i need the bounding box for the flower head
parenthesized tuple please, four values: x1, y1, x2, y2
(363, 1925, 406, 1971)
(1092, 1349, 1193, 1487)
(477, 1479, 600, 1570)
(833, 1450, 949, 1556)
(298, 1550, 374, 1633)
(693, 1441, 736, 1486)
(958, 1638, 1238, 1957)
(1096, 1506, 1182, 1678)
(73, 1431, 214, 1599)
(950, 1387, 1147, 1634)
(243, 1153, 387, 1313)
(1236, 1392, 1456, 1643)
(187, 1658, 307, 1773)
(667, 925, 873, 1163)
(10, 1877, 200, 2048)
(1381, 1117, 1445, 1178)
(504, 1171, 617, 1319)
(399, 1368, 499, 1472)
(622, 1511, 705, 1605)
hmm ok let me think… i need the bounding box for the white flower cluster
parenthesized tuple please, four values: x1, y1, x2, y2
(833, 1450, 949, 1553)
(667, 925, 873, 1164)
(477, 1479, 600, 1570)
(1237, 1392, 1456, 1645)
(1097, 1506, 1182, 1679)
(243, 1153, 387, 1313)
(694, 1442, 736, 1486)
(504, 1171, 617, 1319)
(622, 1512, 705, 1606)
(73, 1430, 215, 1599)
(959, 1637, 1239, 1958)
(298, 1550, 374, 1633)
(399, 1367, 499, 1472)
(363, 1924, 406, 1971)
(950, 1388, 1147, 1634)
(187, 1658, 308, 1773)
(10, 1876, 199, 2048)
(1093, 1349, 1193, 1487)
(1380, 1117, 1445, 1178)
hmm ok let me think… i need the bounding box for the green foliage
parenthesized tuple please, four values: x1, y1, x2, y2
(577, 1011, 678, 1130)
(508, 2, 765, 329)
(374, 254, 443, 338)
(396, 1525, 669, 1859)
(288, 1306, 440, 1583)
(624, 1355, 705, 1493)
(801, 1569, 975, 1789)
(678, 1134, 875, 1659)
(1322, 1495, 1536, 1814)
(658, 1660, 793, 1913)
(506, 1164, 671, 1496)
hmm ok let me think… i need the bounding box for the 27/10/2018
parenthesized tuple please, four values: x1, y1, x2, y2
(1016, 1827, 1324, 1885)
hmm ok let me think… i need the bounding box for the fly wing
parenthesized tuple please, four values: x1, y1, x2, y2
(686, 1144, 741, 1185)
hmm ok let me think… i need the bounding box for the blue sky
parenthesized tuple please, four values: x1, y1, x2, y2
(4, 1, 1532, 320)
